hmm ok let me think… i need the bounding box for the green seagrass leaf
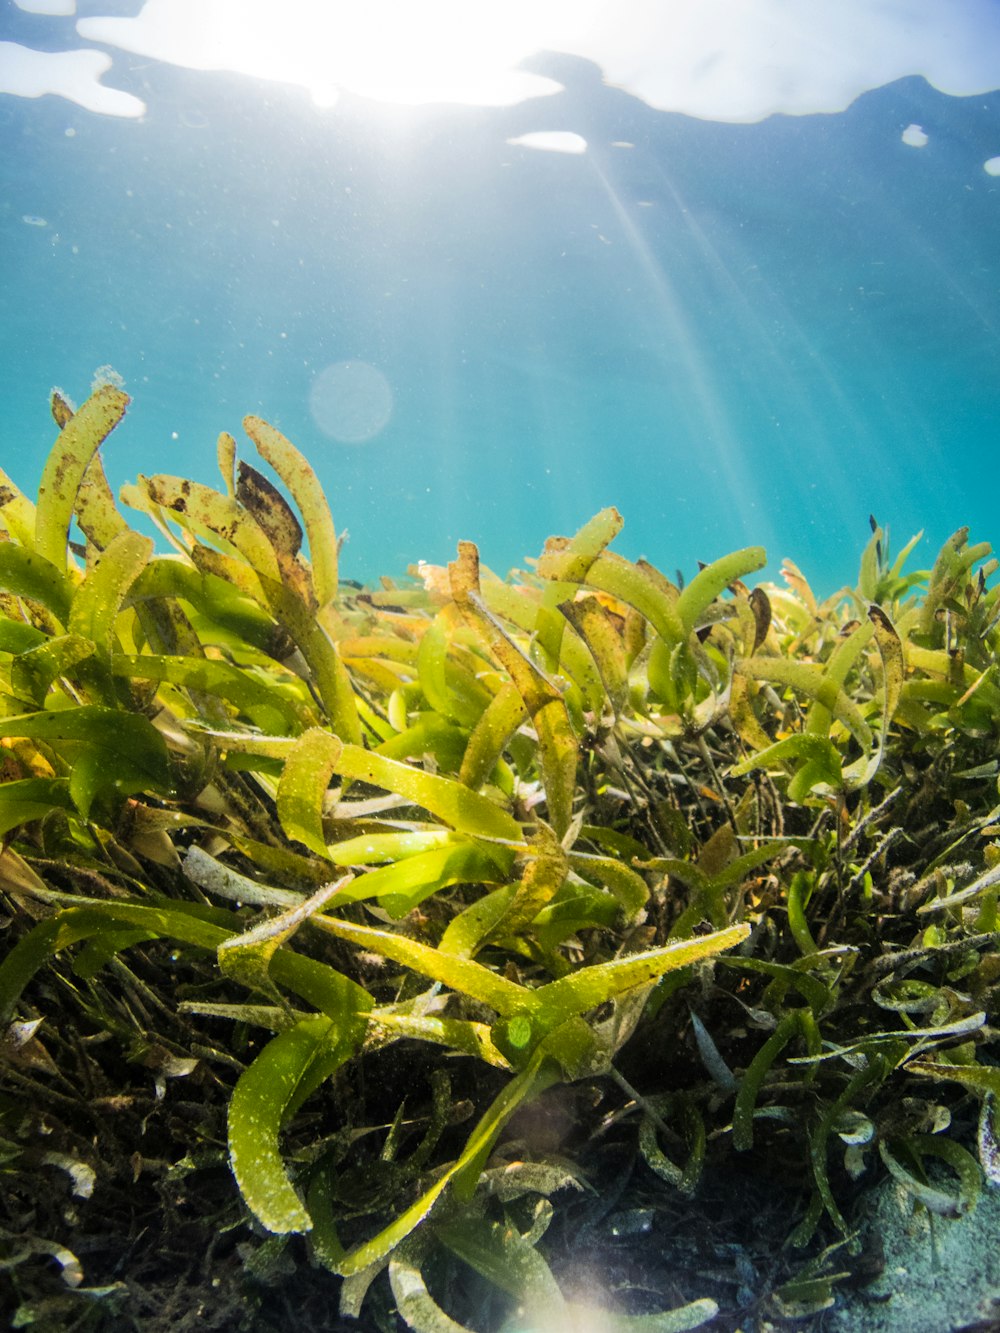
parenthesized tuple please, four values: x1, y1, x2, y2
(387, 1238, 478, 1333)
(844, 604, 904, 790)
(906, 1059, 1000, 1098)
(312, 911, 527, 1016)
(72, 927, 159, 980)
(0, 618, 47, 655)
(528, 923, 749, 1033)
(375, 715, 470, 775)
(733, 1011, 815, 1152)
(367, 1010, 511, 1069)
(450, 543, 578, 837)
(639, 1096, 706, 1196)
(459, 682, 526, 790)
(217, 879, 347, 1003)
(538, 509, 624, 583)
(113, 653, 308, 732)
(0, 544, 73, 626)
(531, 697, 578, 841)
(640, 840, 792, 935)
(717, 955, 831, 1013)
(364, 841, 513, 918)
(675, 546, 767, 636)
(67, 529, 153, 660)
(542, 609, 606, 717)
(0, 777, 74, 837)
(919, 528, 992, 638)
(567, 850, 649, 921)
(328, 830, 455, 864)
(538, 548, 685, 645)
(217, 430, 237, 497)
(0, 706, 171, 816)
(0, 902, 231, 1027)
(434, 1213, 567, 1320)
(558, 595, 629, 714)
(739, 657, 871, 750)
(878, 1134, 981, 1217)
(335, 1049, 562, 1276)
(417, 614, 484, 728)
(438, 883, 517, 959)
(229, 1015, 363, 1234)
(728, 733, 842, 794)
(496, 829, 567, 937)
(0, 894, 372, 1029)
(11, 634, 94, 705)
(128, 557, 279, 655)
(255, 574, 362, 744)
(227, 836, 511, 920)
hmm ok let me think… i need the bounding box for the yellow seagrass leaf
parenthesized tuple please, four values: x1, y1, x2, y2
(68, 530, 153, 661)
(244, 414, 340, 609)
(277, 728, 342, 856)
(76, 453, 128, 551)
(139, 474, 281, 584)
(0, 469, 37, 547)
(35, 385, 129, 569)
(331, 736, 523, 843)
(450, 541, 577, 837)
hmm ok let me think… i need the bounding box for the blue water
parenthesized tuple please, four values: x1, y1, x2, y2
(2, 12, 1000, 593)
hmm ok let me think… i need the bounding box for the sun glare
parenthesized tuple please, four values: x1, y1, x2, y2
(11, 0, 994, 121)
(304, 0, 573, 106)
(75, 0, 598, 108)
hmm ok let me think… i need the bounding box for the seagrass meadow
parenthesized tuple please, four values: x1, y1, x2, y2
(3, 383, 1000, 1331)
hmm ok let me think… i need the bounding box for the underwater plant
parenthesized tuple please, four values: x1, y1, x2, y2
(1, 386, 999, 1330)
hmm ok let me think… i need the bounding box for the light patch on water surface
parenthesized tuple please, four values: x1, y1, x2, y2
(21, 214, 48, 227)
(507, 131, 588, 154)
(309, 360, 394, 444)
(985, 155, 1000, 175)
(0, 41, 144, 117)
(14, 0, 75, 13)
(1, 1, 998, 122)
(75, 0, 571, 109)
(902, 123, 929, 147)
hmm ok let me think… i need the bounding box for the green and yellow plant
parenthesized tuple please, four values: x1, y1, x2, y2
(2, 384, 999, 1329)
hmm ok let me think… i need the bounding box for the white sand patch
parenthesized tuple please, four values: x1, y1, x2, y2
(507, 131, 587, 154)
(902, 123, 929, 147)
(0, 41, 144, 116)
(985, 155, 1000, 175)
(833, 1178, 1000, 1331)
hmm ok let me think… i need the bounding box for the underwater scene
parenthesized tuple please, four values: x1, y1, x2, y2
(3, 3, 1000, 1332)
(2, 1, 999, 590)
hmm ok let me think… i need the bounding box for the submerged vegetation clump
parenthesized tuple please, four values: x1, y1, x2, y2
(2, 385, 1000, 1330)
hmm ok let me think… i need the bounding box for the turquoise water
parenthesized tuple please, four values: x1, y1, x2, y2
(2, 6, 1000, 593)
